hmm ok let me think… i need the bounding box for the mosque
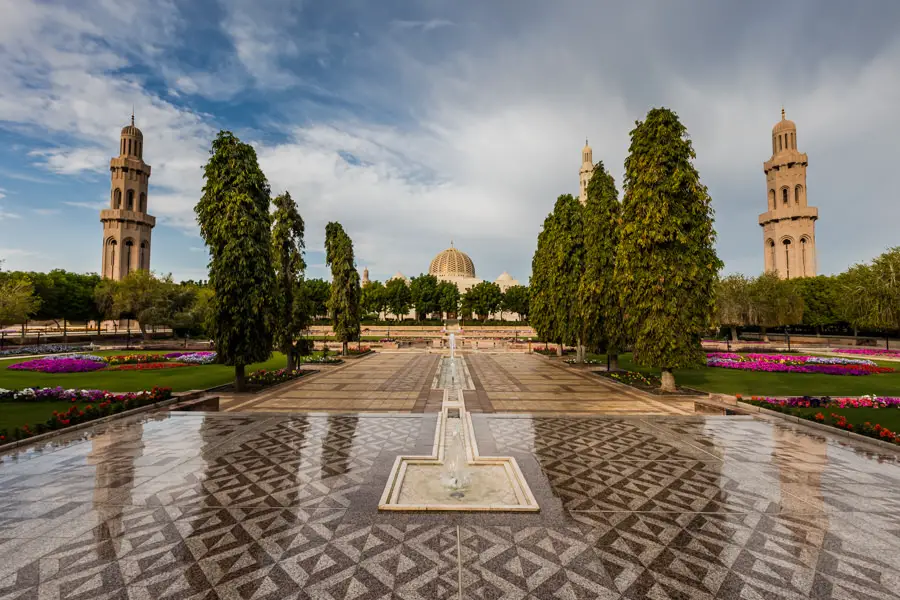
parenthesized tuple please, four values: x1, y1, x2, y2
(98, 109, 818, 287)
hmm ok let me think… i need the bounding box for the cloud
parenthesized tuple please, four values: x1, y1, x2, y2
(64, 200, 107, 210)
(391, 19, 453, 32)
(0, 205, 21, 220)
(32, 208, 60, 216)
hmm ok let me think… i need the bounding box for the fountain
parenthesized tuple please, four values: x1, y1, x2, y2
(379, 343, 538, 512)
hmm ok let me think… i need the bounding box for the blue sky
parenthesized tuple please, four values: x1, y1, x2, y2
(1, 0, 899, 283)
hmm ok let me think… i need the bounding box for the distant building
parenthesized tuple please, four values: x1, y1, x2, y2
(100, 114, 155, 280)
(760, 109, 818, 278)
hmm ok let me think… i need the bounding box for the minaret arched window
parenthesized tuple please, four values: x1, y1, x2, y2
(124, 240, 134, 275)
(800, 238, 808, 276)
(794, 184, 802, 205)
(783, 239, 792, 279)
(113, 188, 122, 209)
(139, 192, 146, 213)
(782, 188, 788, 206)
(768, 239, 776, 271)
(126, 190, 134, 210)
(778, 136, 782, 152)
(107, 239, 117, 278)
(140, 241, 147, 270)
(769, 189, 775, 210)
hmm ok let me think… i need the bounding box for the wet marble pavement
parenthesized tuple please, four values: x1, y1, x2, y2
(2, 411, 900, 599)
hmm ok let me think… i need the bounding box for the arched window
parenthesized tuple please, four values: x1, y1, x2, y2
(113, 188, 122, 209)
(126, 190, 134, 211)
(778, 136, 782, 152)
(794, 184, 802, 205)
(768, 239, 776, 270)
(783, 239, 793, 279)
(800, 238, 808, 276)
(137, 142, 141, 158)
(124, 240, 134, 275)
(782, 188, 788, 205)
(139, 192, 146, 213)
(772, 137, 776, 155)
(107, 239, 117, 278)
(768, 189, 776, 210)
(140, 241, 147, 270)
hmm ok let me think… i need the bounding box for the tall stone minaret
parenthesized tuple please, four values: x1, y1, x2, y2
(579, 139, 593, 205)
(100, 113, 155, 280)
(759, 109, 818, 279)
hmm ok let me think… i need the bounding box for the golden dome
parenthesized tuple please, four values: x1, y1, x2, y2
(773, 108, 795, 133)
(429, 243, 475, 278)
(121, 113, 143, 139)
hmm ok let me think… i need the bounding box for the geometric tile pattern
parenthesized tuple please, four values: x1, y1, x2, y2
(3, 408, 900, 598)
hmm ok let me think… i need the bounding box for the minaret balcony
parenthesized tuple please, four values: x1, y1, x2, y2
(763, 151, 808, 172)
(758, 206, 818, 225)
(100, 209, 156, 228)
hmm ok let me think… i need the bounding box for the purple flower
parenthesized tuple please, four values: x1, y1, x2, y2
(8, 357, 107, 373)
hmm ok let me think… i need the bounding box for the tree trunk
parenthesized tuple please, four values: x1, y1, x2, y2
(761, 327, 769, 343)
(342, 341, 348, 356)
(286, 347, 296, 372)
(235, 364, 246, 392)
(21, 321, 26, 344)
(140, 322, 149, 341)
(730, 326, 738, 341)
(97, 320, 102, 336)
(63, 320, 68, 345)
(555, 343, 563, 357)
(609, 353, 619, 371)
(660, 369, 675, 393)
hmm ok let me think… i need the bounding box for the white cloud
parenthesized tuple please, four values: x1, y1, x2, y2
(64, 200, 107, 210)
(0, 205, 21, 220)
(391, 19, 453, 32)
(32, 208, 60, 216)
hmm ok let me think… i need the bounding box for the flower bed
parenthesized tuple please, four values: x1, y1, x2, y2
(299, 355, 343, 365)
(603, 370, 659, 388)
(833, 348, 900, 358)
(533, 348, 572, 356)
(706, 353, 894, 376)
(0, 386, 173, 444)
(345, 346, 372, 356)
(0, 344, 91, 357)
(246, 368, 309, 386)
(8, 356, 108, 373)
(112, 362, 192, 371)
(741, 395, 900, 446)
(104, 354, 163, 366)
(167, 351, 216, 364)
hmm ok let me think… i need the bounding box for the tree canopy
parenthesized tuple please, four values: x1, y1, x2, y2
(747, 272, 804, 337)
(361, 280, 387, 318)
(464, 281, 503, 322)
(324, 221, 361, 354)
(501, 285, 529, 321)
(196, 130, 276, 390)
(271, 191, 307, 370)
(715, 274, 752, 341)
(409, 274, 440, 321)
(436, 280, 461, 317)
(617, 107, 723, 390)
(384, 277, 412, 321)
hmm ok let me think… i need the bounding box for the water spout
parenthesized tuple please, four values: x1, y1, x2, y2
(442, 419, 470, 494)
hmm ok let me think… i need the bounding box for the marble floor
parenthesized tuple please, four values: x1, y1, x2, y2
(2, 410, 900, 599)
(221, 352, 699, 415)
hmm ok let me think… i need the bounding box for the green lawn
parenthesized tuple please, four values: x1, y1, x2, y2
(760, 406, 900, 432)
(0, 401, 81, 433)
(587, 353, 900, 397)
(0, 350, 288, 393)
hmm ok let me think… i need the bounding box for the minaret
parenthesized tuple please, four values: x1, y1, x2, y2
(361, 266, 370, 287)
(759, 109, 817, 279)
(579, 139, 593, 204)
(100, 113, 155, 280)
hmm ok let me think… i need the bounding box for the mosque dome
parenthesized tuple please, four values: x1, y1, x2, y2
(429, 243, 476, 279)
(121, 114, 143, 139)
(495, 272, 514, 282)
(772, 108, 796, 134)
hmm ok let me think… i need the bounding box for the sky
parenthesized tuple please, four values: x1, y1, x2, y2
(1, 0, 898, 284)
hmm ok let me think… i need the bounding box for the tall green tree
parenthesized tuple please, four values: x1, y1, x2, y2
(715, 274, 752, 341)
(747, 272, 804, 340)
(361, 280, 387, 318)
(794, 275, 840, 335)
(304, 278, 331, 319)
(113, 270, 164, 338)
(838, 248, 900, 346)
(384, 277, 412, 321)
(464, 281, 503, 322)
(501, 285, 529, 321)
(271, 191, 307, 371)
(324, 222, 361, 355)
(436, 280, 460, 318)
(409, 274, 440, 321)
(0, 274, 40, 331)
(196, 130, 276, 390)
(617, 108, 723, 391)
(530, 194, 584, 356)
(579, 162, 624, 367)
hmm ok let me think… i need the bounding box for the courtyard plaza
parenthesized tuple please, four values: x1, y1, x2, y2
(1, 352, 899, 598)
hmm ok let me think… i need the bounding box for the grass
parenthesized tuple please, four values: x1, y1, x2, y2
(585, 353, 900, 397)
(0, 401, 79, 433)
(0, 350, 287, 393)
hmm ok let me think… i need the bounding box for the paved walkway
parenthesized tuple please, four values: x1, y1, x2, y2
(221, 352, 699, 415)
(2, 409, 899, 598)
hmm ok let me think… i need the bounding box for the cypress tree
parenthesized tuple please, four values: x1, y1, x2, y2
(324, 222, 361, 355)
(196, 131, 276, 391)
(617, 108, 723, 391)
(579, 162, 624, 368)
(271, 191, 307, 372)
